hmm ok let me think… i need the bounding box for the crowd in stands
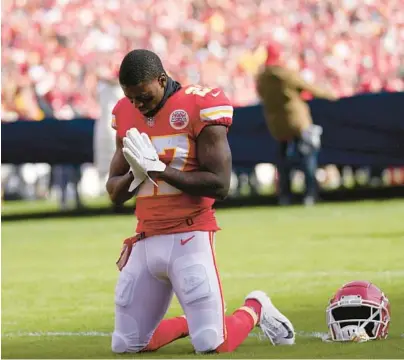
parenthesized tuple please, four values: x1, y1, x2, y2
(2, 0, 404, 121)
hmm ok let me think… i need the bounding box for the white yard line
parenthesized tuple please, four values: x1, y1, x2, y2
(2, 330, 328, 340)
(221, 270, 404, 279)
(2, 331, 111, 338)
(3, 330, 403, 341)
(26, 270, 404, 283)
(248, 331, 329, 341)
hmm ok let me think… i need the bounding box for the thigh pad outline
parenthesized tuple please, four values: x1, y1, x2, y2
(174, 259, 211, 305)
(115, 271, 137, 307)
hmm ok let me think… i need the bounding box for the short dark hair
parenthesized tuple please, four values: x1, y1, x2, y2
(119, 49, 165, 86)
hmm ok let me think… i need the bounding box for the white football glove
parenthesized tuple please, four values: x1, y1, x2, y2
(121, 144, 147, 192)
(122, 128, 166, 187)
(127, 167, 147, 193)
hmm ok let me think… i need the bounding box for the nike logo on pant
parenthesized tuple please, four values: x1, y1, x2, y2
(180, 235, 195, 245)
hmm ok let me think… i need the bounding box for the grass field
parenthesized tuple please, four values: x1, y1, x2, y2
(2, 199, 404, 359)
(1, 196, 113, 216)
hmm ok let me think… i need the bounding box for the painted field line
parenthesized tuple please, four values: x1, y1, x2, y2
(221, 270, 404, 279)
(249, 331, 328, 341)
(4, 330, 403, 341)
(28, 271, 404, 283)
(2, 330, 327, 340)
(1, 331, 111, 338)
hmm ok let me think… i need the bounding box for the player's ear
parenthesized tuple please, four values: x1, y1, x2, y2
(158, 73, 167, 88)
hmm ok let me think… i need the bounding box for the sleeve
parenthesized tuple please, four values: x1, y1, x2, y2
(284, 69, 336, 100)
(111, 101, 119, 130)
(193, 87, 234, 138)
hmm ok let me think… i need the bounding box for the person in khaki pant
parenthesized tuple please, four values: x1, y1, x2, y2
(256, 44, 337, 205)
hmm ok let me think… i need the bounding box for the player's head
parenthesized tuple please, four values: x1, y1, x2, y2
(119, 49, 167, 115)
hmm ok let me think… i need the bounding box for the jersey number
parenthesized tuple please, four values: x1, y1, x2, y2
(185, 86, 212, 97)
(137, 134, 190, 197)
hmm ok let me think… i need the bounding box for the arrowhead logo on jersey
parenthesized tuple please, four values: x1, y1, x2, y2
(169, 109, 189, 130)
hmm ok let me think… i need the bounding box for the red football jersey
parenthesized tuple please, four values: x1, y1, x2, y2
(112, 85, 233, 237)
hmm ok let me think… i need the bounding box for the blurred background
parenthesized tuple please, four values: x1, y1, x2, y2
(2, 0, 404, 216)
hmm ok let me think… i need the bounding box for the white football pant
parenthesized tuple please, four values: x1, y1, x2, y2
(112, 231, 226, 353)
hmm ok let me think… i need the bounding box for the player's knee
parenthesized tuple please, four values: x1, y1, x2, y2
(111, 331, 146, 354)
(111, 331, 129, 353)
(192, 328, 223, 353)
(111, 314, 144, 354)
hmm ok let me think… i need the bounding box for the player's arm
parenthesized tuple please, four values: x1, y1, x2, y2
(106, 135, 136, 204)
(151, 125, 232, 200)
(284, 69, 338, 100)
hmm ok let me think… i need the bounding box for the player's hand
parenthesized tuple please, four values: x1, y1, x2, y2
(121, 141, 147, 192)
(122, 128, 166, 186)
(122, 142, 154, 190)
(127, 167, 147, 193)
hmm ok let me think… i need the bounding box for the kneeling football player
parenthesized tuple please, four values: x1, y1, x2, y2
(106, 49, 295, 354)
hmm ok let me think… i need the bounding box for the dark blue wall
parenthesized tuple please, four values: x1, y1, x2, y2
(2, 92, 404, 166)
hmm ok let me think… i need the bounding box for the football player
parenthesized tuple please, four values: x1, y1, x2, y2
(106, 49, 295, 354)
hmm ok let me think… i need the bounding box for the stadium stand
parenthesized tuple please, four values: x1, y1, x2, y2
(2, 0, 404, 121)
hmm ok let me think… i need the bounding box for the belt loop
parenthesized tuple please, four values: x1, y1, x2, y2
(186, 218, 194, 226)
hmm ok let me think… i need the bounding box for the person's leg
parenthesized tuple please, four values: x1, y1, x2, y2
(301, 148, 319, 205)
(52, 165, 68, 209)
(169, 231, 260, 353)
(71, 165, 83, 208)
(247, 166, 259, 196)
(277, 141, 293, 205)
(112, 238, 179, 353)
(142, 315, 188, 351)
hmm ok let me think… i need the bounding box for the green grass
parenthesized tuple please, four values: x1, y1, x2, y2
(1, 196, 114, 216)
(2, 199, 404, 358)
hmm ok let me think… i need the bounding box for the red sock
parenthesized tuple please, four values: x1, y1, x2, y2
(216, 307, 257, 353)
(143, 316, 189, 352)
(244, 299, 262, 320)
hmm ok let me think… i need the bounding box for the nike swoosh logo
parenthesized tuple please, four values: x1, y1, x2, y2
(144, 156, 157, 161)
(180, 235, 195, 245)
(212, 91, 221, 97)
(274, 318, 294, 339)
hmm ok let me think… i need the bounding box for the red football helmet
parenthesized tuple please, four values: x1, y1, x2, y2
(326, 281, 391, 341)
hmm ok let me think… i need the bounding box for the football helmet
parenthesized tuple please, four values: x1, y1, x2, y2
(326, 281, 390, 342)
